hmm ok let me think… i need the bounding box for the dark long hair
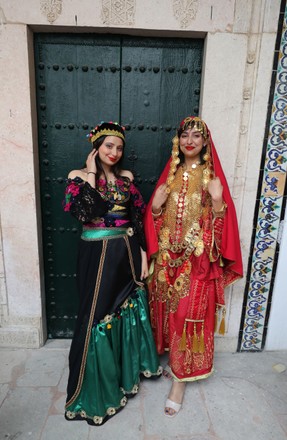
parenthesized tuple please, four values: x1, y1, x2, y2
(92, 135, 127, 185)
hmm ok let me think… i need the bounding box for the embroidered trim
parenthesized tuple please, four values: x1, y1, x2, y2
(66, 240, 108, 408)
(124, 235, 144, 287)
(164, 364, 214, 382)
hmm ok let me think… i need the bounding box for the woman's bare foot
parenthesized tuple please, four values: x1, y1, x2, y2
(164, 381, 186, 417)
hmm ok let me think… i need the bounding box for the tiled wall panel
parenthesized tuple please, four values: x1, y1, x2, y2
(239, 1, 287, 351)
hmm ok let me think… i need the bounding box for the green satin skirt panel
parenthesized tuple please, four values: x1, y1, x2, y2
(65, 287, 162, 425)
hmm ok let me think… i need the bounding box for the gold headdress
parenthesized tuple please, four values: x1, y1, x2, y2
(166, 116, 211, 193)
(179, 116, 208, 139)
(87, 121, 125, 144)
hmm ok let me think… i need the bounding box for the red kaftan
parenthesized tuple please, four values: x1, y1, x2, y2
(144, 132, 242, 382)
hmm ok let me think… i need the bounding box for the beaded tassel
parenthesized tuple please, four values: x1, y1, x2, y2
(192, 322, 199, 353)
(179, 321, 187, 351)
(218, 307, 226, 335)
(199, 322, 205, 353)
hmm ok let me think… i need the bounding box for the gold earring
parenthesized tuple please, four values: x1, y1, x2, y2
(203, 152, 210, 162)
(166, 135, 180, 193)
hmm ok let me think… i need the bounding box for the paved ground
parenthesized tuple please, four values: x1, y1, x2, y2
(0, 340, 286, 440)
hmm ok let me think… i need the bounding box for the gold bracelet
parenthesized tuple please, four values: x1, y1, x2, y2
(152, 208, 163, 217)
(212, 202, 227, 217)
(87, 172, 96, 175)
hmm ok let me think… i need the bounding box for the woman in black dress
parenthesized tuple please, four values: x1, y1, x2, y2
(63, 122, 161, 426)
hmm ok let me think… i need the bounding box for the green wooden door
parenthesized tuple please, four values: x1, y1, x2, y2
(34, 33, 203, 338)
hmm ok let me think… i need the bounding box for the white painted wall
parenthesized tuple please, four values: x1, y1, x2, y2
(265, 205, 287, 350)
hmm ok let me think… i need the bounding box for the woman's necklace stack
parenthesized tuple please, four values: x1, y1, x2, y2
(160, 163, 205, 267)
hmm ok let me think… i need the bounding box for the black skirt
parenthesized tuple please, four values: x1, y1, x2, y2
(65, 230, 161, 426)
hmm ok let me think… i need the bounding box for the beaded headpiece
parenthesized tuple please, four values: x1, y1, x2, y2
(178, 116, 208, 139)
(166, 116, 212, 193)
(87, 121, 125, 143)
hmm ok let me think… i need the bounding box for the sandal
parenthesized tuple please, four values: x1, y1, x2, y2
(164, 398, 182, 418)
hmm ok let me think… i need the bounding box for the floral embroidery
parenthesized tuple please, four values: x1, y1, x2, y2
(93, 416, 103, 425)
(121, 396, 128, 406)
(130, 182, 145, 214)
(98, 178, 130, 202)
(63, 176, 147, 249)
(63, 180, 81, 211)
(65, 411, 76, 419)
(132, 384, 139, 393)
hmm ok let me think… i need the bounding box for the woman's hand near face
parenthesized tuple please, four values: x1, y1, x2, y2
(85, 149, 98, 188)
(86, 149, 98, 174)
(208, 176, 224, 211)
(152, 184, 168, 213)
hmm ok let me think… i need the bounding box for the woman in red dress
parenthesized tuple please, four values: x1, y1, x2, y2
(144, 116, 243, 417)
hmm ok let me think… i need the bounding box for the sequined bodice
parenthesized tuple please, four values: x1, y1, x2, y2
(163, 166, 203, 243)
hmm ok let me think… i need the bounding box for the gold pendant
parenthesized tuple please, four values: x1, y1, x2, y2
(157, 269, 166, 282)
(169, 268, 174, 277)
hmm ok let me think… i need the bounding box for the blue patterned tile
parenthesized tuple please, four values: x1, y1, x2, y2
(240, 5, 287, 351)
